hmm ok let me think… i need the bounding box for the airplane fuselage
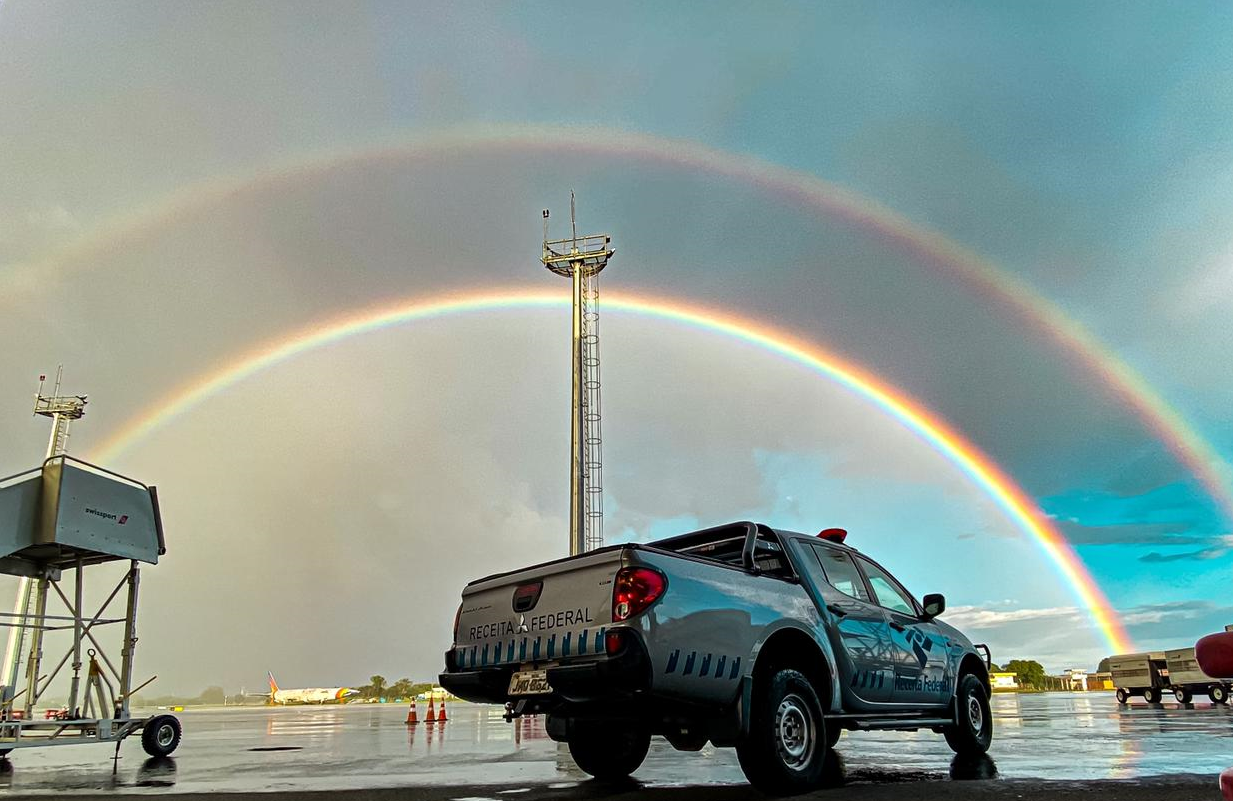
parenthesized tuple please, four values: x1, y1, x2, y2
(271, 687, 355, 704)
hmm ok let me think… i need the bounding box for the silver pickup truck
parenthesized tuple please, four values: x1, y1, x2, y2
(439, 521, 993, 795)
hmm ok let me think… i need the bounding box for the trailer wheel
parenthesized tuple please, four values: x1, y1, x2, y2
(1174, 687, 1192, 704)
(1210, 685, 1229, 705)
(566, 722, 650, 781)
(943, 674, 993, 757)
(736, 668, 830, 795)
(1115, 688, 1129, 704)
(1143, 687, 1161, 704)
(141, 715, 182, 757)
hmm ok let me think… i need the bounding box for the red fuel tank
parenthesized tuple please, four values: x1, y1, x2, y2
(1196, 632, 1233, 679)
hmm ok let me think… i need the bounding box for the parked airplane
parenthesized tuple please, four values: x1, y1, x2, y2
(263, 672, 359, 704)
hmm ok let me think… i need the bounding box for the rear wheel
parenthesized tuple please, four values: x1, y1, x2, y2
(1210, 685, 1229, 705)
(567, 723, 650, 781)
(943, 674, 992, 756)
(141, 715, 182, 757)
(1143, 687, 1161, 704)
(1174, 687, 1192, 704)
(1115, 688, 1129, 704)
(735, 668, 830, 795)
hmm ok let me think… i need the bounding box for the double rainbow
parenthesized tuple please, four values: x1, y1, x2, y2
(90, 289, 1134, 654)
(18, 124, 1231, 525)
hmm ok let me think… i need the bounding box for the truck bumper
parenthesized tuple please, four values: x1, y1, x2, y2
(439, 633, 651, 706)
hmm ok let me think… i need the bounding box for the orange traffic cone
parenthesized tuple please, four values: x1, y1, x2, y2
(404, 698, 419, 726)
(437, 695, 448, 723)
(425, 696, 437, 723)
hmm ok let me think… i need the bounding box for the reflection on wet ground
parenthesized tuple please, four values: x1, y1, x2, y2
(0, 691, 1227, 794)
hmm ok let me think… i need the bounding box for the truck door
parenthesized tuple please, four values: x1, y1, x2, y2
(794, 541, 895, 704)
(855, 556, 952, 708)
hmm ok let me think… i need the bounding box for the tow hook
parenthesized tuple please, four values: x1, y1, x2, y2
(504, 700, 529, 722)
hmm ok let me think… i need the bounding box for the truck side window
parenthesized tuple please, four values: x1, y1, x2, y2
(857, 557, 917, 616)
(809, 545, 872, 603)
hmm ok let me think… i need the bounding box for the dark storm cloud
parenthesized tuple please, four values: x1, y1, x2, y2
(1139, 536, 1233, 563)
(1053, 519, 1207, 547)
(1123, 600, 1233, 646)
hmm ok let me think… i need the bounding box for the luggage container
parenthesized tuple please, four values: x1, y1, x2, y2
(1164, 647, 1231, 705)
(1109, 653, 1169, 704)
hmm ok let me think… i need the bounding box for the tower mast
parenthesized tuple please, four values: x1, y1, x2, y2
(1, 367, 88, 702)
(541, 196, 614, 556)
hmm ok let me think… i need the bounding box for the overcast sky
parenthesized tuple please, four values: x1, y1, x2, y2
(1, 1, 1231, 692)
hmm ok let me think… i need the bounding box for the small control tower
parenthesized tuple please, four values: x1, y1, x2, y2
(0, 370, 175, 758)
(541, 194, 614, 556)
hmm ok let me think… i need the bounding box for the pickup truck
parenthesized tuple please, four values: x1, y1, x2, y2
(439, 521, 993, 795)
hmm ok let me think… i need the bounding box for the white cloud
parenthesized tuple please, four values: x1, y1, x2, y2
(943, 604, 1082, 629)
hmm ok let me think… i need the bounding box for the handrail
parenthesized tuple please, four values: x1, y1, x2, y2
(40, 454, 151, 491)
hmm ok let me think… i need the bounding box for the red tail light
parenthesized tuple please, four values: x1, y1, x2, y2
(605, 629, 626, 655)
(612, 567, 666, 622)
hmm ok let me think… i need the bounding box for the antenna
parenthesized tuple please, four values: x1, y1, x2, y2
(33, 365, 88, 460)
(541, 197, 615, 556)
(570, 190, 578, 252)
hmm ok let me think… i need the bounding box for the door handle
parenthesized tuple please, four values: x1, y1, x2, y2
(889, 621, 906, 632)
(826, 604, 848, 618)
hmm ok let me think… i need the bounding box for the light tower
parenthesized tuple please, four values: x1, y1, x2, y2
(0, 367, 88, 702)
(541, 194, 614, 556)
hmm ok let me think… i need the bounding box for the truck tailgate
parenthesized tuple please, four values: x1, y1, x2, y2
(452, 547, 624, 670)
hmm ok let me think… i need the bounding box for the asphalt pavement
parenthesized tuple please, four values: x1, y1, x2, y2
(0, 691, 1227, 798)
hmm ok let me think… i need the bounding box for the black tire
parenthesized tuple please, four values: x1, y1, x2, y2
(735, 668, 830, 795)
(567, 723, 650, 781)
(1115, 688, 1129, 704)
(825, 722, 842, 749)
(141, 715, 182, 757)
(1143, 687, 1160, 704)
(1210, 685, 1230, 705)
(1174, 687, 1192, 704)
(943, 674, 993, 757)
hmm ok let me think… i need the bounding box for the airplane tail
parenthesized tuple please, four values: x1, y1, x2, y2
(268, 671, 279, 693)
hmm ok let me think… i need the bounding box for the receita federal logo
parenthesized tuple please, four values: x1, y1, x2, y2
(85, 507, 127, 525)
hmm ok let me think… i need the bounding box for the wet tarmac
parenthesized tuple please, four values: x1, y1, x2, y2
(0, 691, 1228, 795)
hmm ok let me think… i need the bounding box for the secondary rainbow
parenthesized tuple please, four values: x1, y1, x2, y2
(17, 124, 1231, 524)
(90, 288, 1133, 654)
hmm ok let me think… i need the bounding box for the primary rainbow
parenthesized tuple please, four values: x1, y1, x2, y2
(17, 124, 1232, 524)
(90, 288, 1133, 654)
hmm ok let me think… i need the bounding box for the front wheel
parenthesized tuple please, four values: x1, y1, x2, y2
(567, 723, 650, 781)
(1143, 687, 1161, 704)
(943, 674, 992, 756)
(736, 668, 830, 795)
(1115, 688, 1129, 704)
(1210, 685, 1229, 705)
(1174, 687, 1192, 704)
(141, 715, 182, 757)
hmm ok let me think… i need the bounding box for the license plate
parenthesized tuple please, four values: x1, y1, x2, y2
(508, 669, 552, 696)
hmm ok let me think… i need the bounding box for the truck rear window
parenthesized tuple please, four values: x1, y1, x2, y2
(655, 523, 793, 577)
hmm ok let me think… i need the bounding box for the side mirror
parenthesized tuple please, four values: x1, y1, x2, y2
(922, 593, 945, 620)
